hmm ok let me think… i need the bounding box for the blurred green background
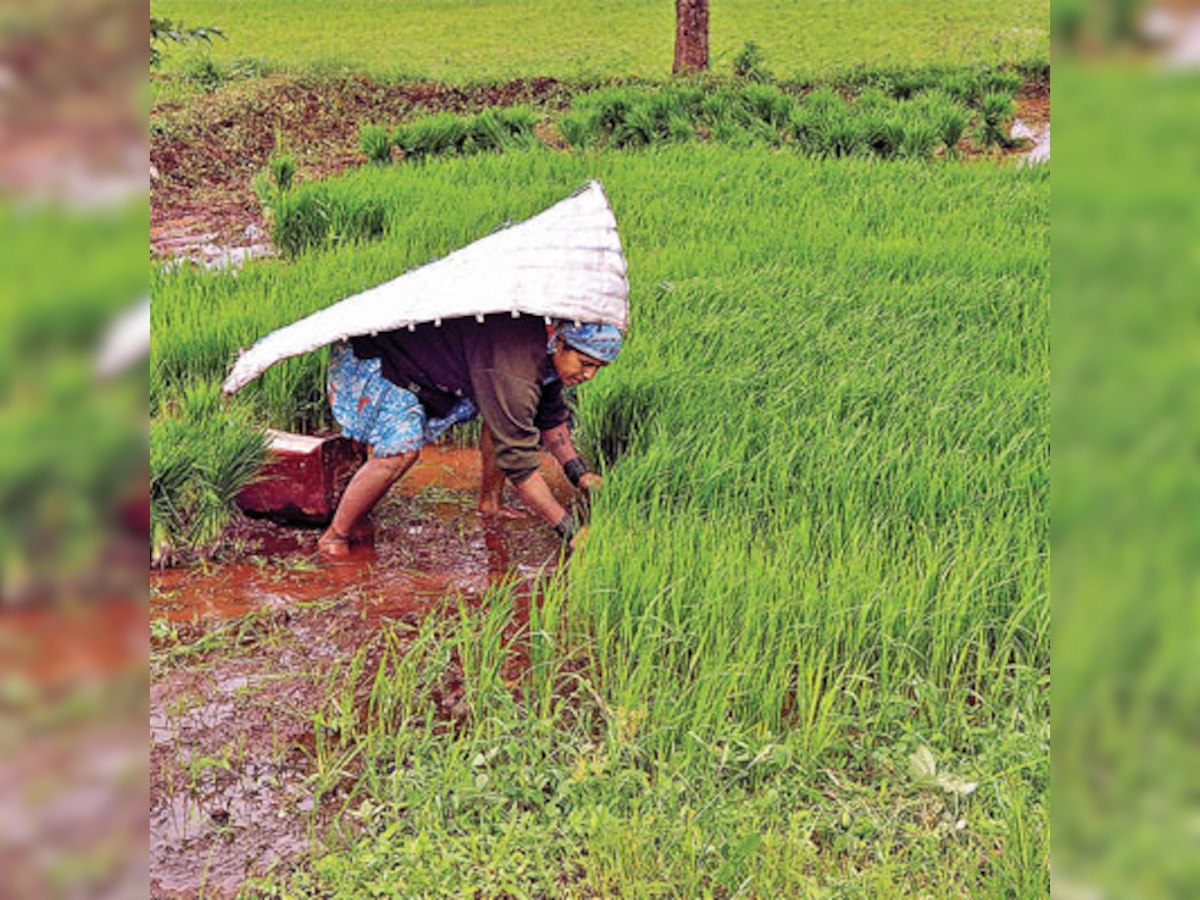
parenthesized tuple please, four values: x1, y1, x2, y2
(1053, 58, 1200, 896)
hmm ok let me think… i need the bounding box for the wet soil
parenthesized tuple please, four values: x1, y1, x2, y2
(149, 447, 575, 897)
(150, 74, 579, 257)
(0, 584, 147, 896)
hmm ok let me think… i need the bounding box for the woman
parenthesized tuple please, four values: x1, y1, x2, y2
(318, 313, 622, 557)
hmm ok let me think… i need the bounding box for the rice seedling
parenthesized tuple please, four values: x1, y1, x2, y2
(153, 146, 1047, 892)
(471, 106, 539, 152)
(900, 119, 941, 159)
(359, 123, 392, 165)
(854, 86, 893, 114)
(979, 69, 1026, 99)
(559, 87, 638, 148)
(914, 90, 971, 156)
(742, 82, 795, 129)
(393, 113, 470, 162)
(381, 79, 1005, 163)
(150, 380, 267, 563)
(392, 106, 538, 162)
(860, 111, 906, 159)
(270, 182, 386, 257)
(977, 90, 1018, 148)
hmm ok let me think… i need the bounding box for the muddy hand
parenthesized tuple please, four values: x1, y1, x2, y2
(569, 525, 590, 554)
(577, 473, 603, 496)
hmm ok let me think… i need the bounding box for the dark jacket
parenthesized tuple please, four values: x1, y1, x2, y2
(351, 314, 569, 484)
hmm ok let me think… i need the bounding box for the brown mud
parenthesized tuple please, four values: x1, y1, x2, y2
(149, 446, 575, 897)
(151, 74, 578, 256)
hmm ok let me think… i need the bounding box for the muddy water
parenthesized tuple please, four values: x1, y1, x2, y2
(150, 447, 573, 898)
(1012, 94, 1050, 165)
(0, 597, 147, 899)
(152, 216, 275, 271)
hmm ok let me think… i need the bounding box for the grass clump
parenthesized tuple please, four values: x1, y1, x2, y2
(359, 123, 392, 164)
(270, 181, 387, 257)
(393, 107, 538, 162)
(732, 40, 772, 82)
(150, 381, 267, 565)
(977, 90, 1018, 148)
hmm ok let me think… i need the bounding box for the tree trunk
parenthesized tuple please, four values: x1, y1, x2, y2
(673, 0, 709, 75)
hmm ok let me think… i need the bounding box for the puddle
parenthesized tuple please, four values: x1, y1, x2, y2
(1012, 118, 1050, 164)
(152, 219, 275, 271)
(1011, 93, 1050, 165)
(0, 598, 147, 693)
(150, 445, 575, 896)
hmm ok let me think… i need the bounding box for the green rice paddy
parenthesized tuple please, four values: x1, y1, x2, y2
(157, 0, 1047, 83)
(153, 146, 1048, 894)
(152, 0, 1049, 889)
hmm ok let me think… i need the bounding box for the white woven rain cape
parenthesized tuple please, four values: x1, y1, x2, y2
(222, 180, 629, 394)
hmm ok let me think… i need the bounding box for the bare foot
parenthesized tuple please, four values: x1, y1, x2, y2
(317, 529, 352, 559)
(478, 502, 527, 520)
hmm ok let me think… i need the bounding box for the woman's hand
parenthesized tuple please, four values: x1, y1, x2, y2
(569, 525, 590, 553)
(577, 473, 604, 495)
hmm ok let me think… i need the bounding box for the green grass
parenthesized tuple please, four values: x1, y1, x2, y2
(153, 146, 1047, 893)
(1053, 65, 1200, 897)
(155, 0, 1047, 83)
(0, 202, 146, 595)
(150, 380, 268, 564)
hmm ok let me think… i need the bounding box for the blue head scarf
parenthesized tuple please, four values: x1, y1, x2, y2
(553, 321, 624, 363)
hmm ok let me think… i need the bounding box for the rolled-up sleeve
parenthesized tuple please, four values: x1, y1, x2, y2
(470, 368, 544, 484)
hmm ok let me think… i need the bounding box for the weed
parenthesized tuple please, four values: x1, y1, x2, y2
(732, 41, 773, 83)
(270, 153, 296, 192)
(188, 58, 223, 92)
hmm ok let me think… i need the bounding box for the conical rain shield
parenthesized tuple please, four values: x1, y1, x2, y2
(222, 180, 629, 395)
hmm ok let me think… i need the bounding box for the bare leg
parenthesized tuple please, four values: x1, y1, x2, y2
(318, 450, 418, 556)
(477, 425, 525, 519)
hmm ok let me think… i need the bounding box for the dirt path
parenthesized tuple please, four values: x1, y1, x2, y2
(149, 447, 571, 897)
